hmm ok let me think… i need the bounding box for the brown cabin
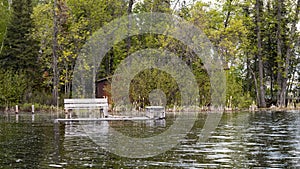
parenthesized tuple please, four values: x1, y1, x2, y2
(96, 77, 112, 104)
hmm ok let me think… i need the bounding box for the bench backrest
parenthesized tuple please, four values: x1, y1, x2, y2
(64, 98, 108, 110)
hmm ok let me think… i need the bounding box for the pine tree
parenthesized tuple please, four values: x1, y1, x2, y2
(0, 0, 11, 53)
(0, 0, 39, 76)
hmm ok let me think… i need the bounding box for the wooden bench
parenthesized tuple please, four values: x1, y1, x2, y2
(64, 98, 109, 118)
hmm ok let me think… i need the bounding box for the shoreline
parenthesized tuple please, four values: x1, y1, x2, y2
(1, 106, 300, 114)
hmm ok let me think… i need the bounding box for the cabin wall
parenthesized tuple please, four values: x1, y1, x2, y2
(96, 80, 112, 104)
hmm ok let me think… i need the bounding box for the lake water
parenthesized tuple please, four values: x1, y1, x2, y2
(0, 111, 300, 168)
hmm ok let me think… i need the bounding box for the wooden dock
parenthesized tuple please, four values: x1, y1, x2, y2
(54, 116, 151, 123)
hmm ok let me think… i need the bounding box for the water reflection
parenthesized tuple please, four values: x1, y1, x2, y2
(0, 111, 300, 168)
(173, 111, 300, 168)
(15, 114, 18, 123)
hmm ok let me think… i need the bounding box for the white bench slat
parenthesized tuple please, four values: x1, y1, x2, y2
(64, 98, 108, 110)
(65, 104, 108, 108)
(64, 98, 107, 104)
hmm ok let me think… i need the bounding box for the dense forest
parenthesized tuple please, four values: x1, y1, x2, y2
(0, 0, 299, 109)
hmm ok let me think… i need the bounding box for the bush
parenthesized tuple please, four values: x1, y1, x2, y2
(21, 103, 52, 112)
(238, 92, 253, 109)
(0, 70, 28, 107)
(23, 90, 53, 105)
(226, 68, 254, 109)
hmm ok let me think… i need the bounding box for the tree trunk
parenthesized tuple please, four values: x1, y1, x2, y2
(220, 0, 232, 67)
(52, 0, 59, 105)
(266, 1, 274, 102)
(278, 0, 300, 107)
(127, 0, 134, 14)
(276, 0, 283, 107)
(0, 38, 4, 54)
(255, 0, 266, 107)
(126, 0, 134, 54)
(224, 0, 233, 29)
(246, 56, 251, 92)
(0, 0, 11, 55)
(250, 67, 260, 107)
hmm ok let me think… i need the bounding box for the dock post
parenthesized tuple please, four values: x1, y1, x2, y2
(15, 105, 18, 114)
(32, 105, 35, 114)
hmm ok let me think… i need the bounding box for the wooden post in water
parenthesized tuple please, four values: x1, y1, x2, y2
(15, 105, 18, 114)
(229, 96, 232, 110)
(142, 97, 145, 112)
(32, 105, 35, 114)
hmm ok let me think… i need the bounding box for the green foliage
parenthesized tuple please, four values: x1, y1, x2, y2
(238, 92, 253, 108)
(0, 70, 28, 106)
(21, 102, 52, 112)
(1, 0, 299, 108)
(31, 0, 128, 98)
(129, 69, 180, 106)
(0, 0, 11, 51)
(226, 68, 253, 109)
(0, 0, 39, 71)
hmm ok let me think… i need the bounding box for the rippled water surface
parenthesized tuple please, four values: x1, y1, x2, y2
(0, 111, 300, 168)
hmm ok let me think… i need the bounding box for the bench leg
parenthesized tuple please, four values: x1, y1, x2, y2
(100, 109, 104, 118)
(104, 106, 108, 118)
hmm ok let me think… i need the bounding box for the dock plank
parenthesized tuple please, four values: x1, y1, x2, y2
(54, 117, 150, 123)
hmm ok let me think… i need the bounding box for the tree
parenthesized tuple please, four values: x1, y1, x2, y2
(0, 0, 11, 53)
(187, 1, 251, 108)
(0, 0, 40, 85)
(255, 0, 266, 107)
(23, 0, 300, 108)
(52, 0, 59, 105)
(276, 0, 300, 107)
(32, 0, 128, 99)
